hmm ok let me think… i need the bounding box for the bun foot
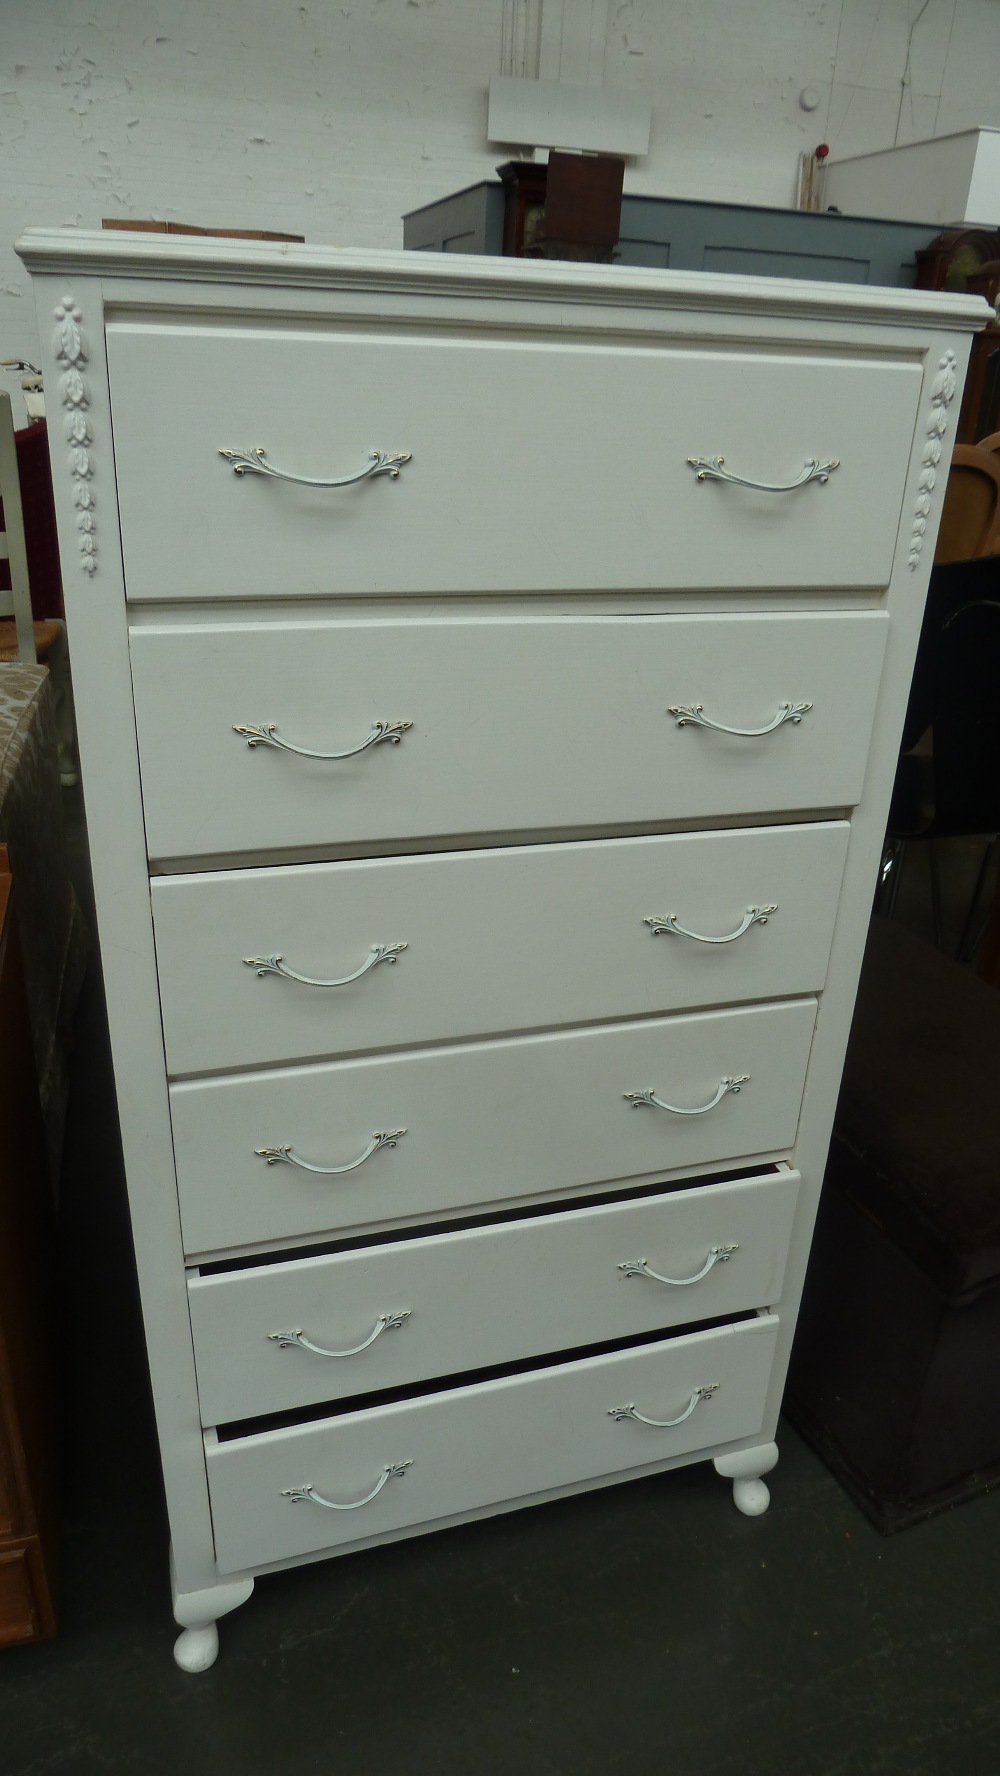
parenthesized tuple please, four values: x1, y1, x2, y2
(174, 1622, 220, 1673)
(170, 1549, 254, 1674)
(713, 1441, 779, 1516)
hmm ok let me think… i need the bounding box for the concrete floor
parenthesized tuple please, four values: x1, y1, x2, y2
(2, 825, 999, 1774)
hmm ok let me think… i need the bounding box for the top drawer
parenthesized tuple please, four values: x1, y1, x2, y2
(105, 320, 922, 600)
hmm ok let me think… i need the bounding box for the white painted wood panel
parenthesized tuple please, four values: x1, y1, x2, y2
(189, 1169, 798, 1425)
(153, 824, 847, 1076)
(130, 613, 887, 861)
(169, 1000, 816, 1255)
(206, 1315, 779, 1572)
(106, 321, 920, 599)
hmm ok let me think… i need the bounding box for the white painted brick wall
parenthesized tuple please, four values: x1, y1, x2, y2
(4, 0, 1000, 417)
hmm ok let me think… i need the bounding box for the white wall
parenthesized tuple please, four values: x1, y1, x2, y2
(4, 0, 1000, 411)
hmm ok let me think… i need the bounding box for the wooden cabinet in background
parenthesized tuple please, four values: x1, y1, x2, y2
(0, 844, 57, 1646)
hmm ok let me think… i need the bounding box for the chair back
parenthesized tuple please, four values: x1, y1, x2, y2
(0, 391, 36, 662)
(934, 442, 1000, 564)
(932, 592, 1000, 835)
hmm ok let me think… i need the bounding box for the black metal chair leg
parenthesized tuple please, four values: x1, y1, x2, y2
(929, 839, 945, 950)
(958, 835, 999, 962)
(881, 839, 907, 919)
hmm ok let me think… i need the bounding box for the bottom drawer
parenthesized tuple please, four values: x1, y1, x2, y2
(206, 1314, 779, 1573)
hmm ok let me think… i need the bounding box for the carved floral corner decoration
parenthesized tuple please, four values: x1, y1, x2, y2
(53, 293, 97, 576)
(908, 349, 958, 571)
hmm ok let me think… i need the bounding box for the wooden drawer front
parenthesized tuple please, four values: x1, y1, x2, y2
(206, 1314, 779, 1572)
(153, 824, 847, 1076)
(131, 613, 887, 862)
(170, 1000, 815, 1255)
(106, 318, 921, 599)
(189, 1169, 798, 1425)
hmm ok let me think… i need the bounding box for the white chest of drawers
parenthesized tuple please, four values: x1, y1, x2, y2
(18, 229, 985, 1672)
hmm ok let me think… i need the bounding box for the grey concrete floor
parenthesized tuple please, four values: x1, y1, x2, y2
(2, 820, 999, 1774)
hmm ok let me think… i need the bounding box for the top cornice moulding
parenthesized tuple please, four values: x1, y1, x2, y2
(15, 228, 990, 333)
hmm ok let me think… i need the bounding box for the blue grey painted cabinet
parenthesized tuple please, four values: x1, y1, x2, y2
(403, 183, 940, 288)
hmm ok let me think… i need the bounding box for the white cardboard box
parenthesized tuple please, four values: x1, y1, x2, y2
(825, 127, 1000, 228)
(487, 75, 651, 157)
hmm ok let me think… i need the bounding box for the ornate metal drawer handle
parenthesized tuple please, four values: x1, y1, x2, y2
(645, 906, 777, 944)
(243, 943, 406, 986)
(668, 702, 812, 736)
(220, 446, 412, 488)
(268, 1311, 411, 1358)
(233, 719, 412, 760)
(282, 1462, 412, 1511)
(618, 1246, 739, 1286)
(609, 1384, 720, 1427)
(687, 455, 839, 491)
(255, 1130, 406, 1175)
(625, 1077, 749, 1117)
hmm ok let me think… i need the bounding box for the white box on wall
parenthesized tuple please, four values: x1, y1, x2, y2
(825, 128, 1000, 228)
(488, 76, 651, 156)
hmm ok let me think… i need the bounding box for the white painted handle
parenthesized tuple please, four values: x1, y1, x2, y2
(667, 702, 812, 736)
(609, 1384, 719, 1427)
(268, 1311, 411, 1357)
(645, 906, 777, 944)
(242, 942, 407, 986)
(618, 1245, 739, 1286)
(233, 719, 412, 759)
(624, 1076, 749, 1116)
(686, 455, 839, 491)
(255, 1130, 406, 1175)
(281, 1462, 412, 1511)
(220, 445, 411, 487)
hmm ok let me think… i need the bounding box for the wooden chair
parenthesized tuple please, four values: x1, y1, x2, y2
(934, 440, 1000, 563)
(0, 393, 62, 666)
(879, 560, 1000, 952)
